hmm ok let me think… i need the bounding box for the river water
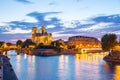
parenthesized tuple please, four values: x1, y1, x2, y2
(7, 50, 120, 80)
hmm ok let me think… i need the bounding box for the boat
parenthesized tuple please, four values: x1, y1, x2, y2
(103, 50, 120, 63)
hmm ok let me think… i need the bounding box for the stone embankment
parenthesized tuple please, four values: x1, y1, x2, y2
(0, 54, 18, 80)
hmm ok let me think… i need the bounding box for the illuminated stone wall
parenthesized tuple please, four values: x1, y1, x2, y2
(34, 34, 52, 45)
(67, 36, 101, 49)
(32, 27, 38, 42)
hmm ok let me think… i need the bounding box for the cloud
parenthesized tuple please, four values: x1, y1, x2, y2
(2, 28, 31, 34)
(14, 0, 33, 4)
(110, 30, 120, 35)
(49, 1, 56, 5)
(7, 21, 37, 30)
(52, 31, 75, 40)
(0, 33, 30, 43)
(88, 14, 120, 32)
(0, 22, 7, 26)
(80, 20, 95, 24)
(61, 14, 120, 39)
(22, 16, 38, 22)
(45, 17, 62, 26)
(77, 22, 113, 32)
(46, 25, 55, 29)
(27, 11, 61, 22)
(0, 25, 12, 32)
(73, 14, 120, 33)
(91, 14, 120, 24)
(26, 11, 63, 31)
(62, 20, 81, 29)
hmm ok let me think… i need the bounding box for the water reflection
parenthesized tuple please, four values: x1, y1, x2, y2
(114, 66, 120, 80)
(75, 53, 104, 80)
(8, 51, 117, 80)
(16, 54, 21, 74)
(58, 55, 71, 80)
(24, 54, 27, 59)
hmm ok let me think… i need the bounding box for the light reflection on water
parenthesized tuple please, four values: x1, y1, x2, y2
(7, 51, 119, 80)
(114, 66, 120, 80)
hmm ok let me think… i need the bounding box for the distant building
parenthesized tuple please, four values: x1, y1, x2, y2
(31, 24, 52, 45)
(67, 36, 101, 49)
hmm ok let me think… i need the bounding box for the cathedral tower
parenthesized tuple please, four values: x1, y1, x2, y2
(32, 27, 38, 42)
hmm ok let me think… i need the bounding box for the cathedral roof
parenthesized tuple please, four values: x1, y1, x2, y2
(35, 33, 49, 36)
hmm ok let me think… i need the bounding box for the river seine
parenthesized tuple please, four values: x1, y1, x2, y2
(7, 50, 120, 80)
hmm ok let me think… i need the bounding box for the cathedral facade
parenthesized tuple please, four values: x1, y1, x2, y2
(31, 24, 52, 45)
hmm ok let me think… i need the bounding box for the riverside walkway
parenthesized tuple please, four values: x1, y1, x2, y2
(0, 54, 18, 80)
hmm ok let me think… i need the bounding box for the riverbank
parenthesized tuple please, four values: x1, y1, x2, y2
(0, 54, 18, 80)
(26, 49, 76, 56)
(21, 48, 75, 56)
(31, 49, 58, 56)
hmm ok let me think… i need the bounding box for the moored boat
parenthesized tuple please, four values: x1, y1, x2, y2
(103, 50, 120, 63)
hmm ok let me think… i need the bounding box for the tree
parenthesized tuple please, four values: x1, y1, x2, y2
(16, 40, 22, 46)
(101, 33, 117, 51)
(16, 40, 23, 47)
(22, 39, 36, 48)
(0, 41, 4, 47)
(50, 40, 63, 52)
(6, 42, 12, 46)
(51, 41, 62, 48)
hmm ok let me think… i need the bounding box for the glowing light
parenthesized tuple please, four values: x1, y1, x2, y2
(114, 66, 120, 80)
(16, 54, 21, 73)
(32, 55, 35, 63)
(24, 54, 27, 59)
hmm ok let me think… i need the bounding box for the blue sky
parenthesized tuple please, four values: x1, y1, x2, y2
(0, 0, 120, 43)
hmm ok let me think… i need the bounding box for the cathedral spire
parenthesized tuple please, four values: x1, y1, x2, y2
(42, 20, 44, 27)
(40, 20, 46, 34)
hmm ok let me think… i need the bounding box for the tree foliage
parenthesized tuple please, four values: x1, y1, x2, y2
(0, 41, 4, 47)
(6, 42, 12, 46)
(22, 39, 36, 48)
(50, 41, 64, 52)
(101, 33, 117, 51)
(51, 41, 63, 49)
(16, 40, 23, 47)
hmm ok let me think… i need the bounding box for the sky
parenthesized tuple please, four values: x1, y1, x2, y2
(0, 0, 120, 43)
